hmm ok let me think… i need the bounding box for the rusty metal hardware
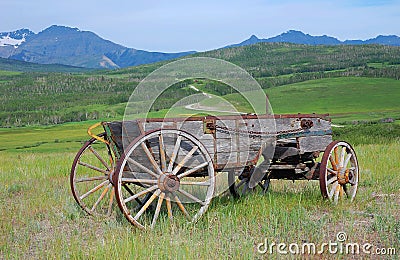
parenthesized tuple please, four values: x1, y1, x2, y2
(300, 119, 314, 130)
(203, 118, 216, 134)
(87, 122, 109, 144)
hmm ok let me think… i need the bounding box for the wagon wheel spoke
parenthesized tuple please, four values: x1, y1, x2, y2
(320, 141, 359, 203)
(328, 182, 338, 199)
(327, 168, 337, 175)
(172, 146, 198, 175)
(70, 133, 117, 217)
(133, 189, 161, 221)
(75, 175, 108, 183)
(168, 135, 182, 172)
(141, 142, 163, 175)
(151, 192, 165, 229)
(339, 147, 346, 168)
(173, 194, 191, 220)
(107, 186, 115, 216)
(78, 161, 108, 174)
(126, 157, 159, 178)
(123, 185, 158, 204)
(91, 183, 112, 212)
(343, 154, 352, 168)
(178, 188, 206, 206)
(177, 162, 209, 179)
(88, 146, 111, 171)
(159, 134, 167, 172)
(80, 180, 109, 200)
(114, 129, 215, 229)
(122, 183, 154, 206)
(333, 184, 340, 204)
(165, 195, 173, 220)
(326, 175, 337, 185)
(334, 147, 339, 166)
(343, 184, 349, 197)
(121, 178, 158, 184)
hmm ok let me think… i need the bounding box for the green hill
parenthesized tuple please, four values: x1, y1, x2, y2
(1, 43, 400, 127)
(0, 57, 93, 73)
(217, 77, 400, 123)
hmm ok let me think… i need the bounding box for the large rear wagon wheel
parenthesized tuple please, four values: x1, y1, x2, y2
(114, 129, 215, 229)
(319, 141, 359, 204)
(70, 133, 116, 217)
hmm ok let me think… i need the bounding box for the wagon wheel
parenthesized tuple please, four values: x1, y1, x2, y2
(228, 168, 270, 198)
(114, 129, 215, 229)
(70, 133, 116, 217)
(319, 141, 359, 204)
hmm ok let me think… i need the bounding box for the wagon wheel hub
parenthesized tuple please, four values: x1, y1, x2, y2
(337, 168, 351, 185)
(158, 173, 180, 192)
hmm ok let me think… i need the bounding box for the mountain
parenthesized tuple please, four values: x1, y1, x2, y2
(228, 30, 400, 48)
(1, 26, 400, 70)
(0, 25, 194, 69)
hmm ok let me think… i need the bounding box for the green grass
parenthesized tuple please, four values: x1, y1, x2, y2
(220, 77, 400, 123)
(0, 131, 398, 258)
(268, 77, 400, 115)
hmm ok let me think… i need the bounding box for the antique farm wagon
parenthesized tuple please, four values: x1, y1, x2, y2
(70, 113, 359, 229)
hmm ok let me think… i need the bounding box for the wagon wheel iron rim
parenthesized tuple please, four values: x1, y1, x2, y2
(319, 140, 359, 204)
(114, 129, 215, 229)
(70, 133, 117, 217)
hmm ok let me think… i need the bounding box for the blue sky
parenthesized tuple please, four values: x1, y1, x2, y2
(1, 0, 399, 52)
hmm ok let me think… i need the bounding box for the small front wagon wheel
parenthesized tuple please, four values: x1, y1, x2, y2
(228, 169, 270, 198)
(319, 141, 359, 204)
(70, 133, 116, 217)
(114, 129, 215, 229)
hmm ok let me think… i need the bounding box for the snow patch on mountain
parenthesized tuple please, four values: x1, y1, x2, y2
(0, 35, 25, 48)
(0, 29, 34, 48)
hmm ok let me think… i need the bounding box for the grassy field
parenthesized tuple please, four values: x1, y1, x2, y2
(216, 77, 400, 123)
(1, 121, 399, 258)
(1, 74, 399, 259)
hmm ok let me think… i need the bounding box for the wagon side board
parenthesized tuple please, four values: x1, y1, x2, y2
(102, 114, 332, 171)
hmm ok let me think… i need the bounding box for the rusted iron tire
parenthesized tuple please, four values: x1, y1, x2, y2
(228, 169, 270, 198)
(319, 140, 359, 204)
(114, 129, 215, 229)
(70, 133, 116, 217)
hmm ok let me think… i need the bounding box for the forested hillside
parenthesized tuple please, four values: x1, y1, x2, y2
(1, 42, 400, 126)
(198, 43, 400, 87)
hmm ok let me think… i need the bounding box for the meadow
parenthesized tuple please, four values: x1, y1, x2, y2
(0, 81, 399, 259)
(1, 119, 399, 259)
(1, 42, 400, 258)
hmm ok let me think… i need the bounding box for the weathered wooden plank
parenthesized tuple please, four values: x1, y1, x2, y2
(298, 135, 332, 154)
(217, 152, 238, 165)
(143, 121, 176, 132)
(239, 151, 259, 164)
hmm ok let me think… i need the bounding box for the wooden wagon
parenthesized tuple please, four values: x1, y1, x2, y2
(70, 113, 359, 229)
